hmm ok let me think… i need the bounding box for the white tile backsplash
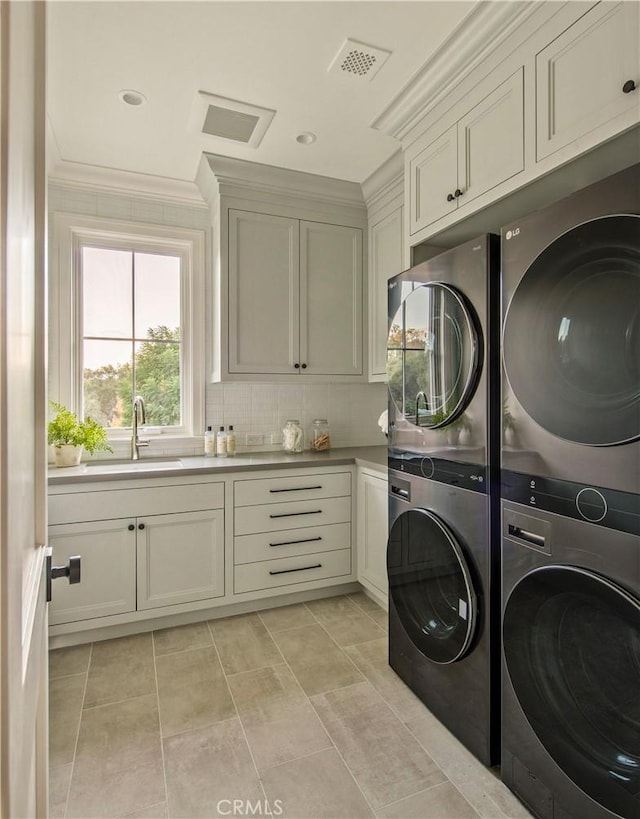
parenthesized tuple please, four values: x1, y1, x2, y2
(206, 381, 387, 452)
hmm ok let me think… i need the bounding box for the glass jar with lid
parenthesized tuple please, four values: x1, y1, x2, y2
(310, 419, 331, 451)
(282, 419, 304, 453)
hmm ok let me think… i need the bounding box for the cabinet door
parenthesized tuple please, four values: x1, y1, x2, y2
(228, 209, 300, 374)
(536, 2, 640, 161)
(409, 124, 458, 235)
(369, 206, 403, 379)
(137, 510, 224, 610)
(457, 68, 524, 205)
(299, 221, 363, 375)
(357, 471, 389, 597)
(49, 519, 136, 624)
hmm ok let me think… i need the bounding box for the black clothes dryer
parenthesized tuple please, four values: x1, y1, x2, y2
(501, 163, 640, 496)
(386, 235, 501, 767)
(501, 498, 640, 819)
(387, 234, 500, 472)
(388, 469, 499, 767)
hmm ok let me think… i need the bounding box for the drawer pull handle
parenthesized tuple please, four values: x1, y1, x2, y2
(269, 563, 322, 576)
(269, 510, 322, 519)
(269, 536, 323, 548)
(269, 485, 322, 493)
(508, 524, 545, 549)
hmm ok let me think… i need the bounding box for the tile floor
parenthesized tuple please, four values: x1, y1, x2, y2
(49, 593, 532, 819)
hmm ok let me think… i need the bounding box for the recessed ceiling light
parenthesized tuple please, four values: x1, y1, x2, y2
(296, 132, 316, 145)
(118, 89, 147, 107)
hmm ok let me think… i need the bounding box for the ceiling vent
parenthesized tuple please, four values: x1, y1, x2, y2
(328, 39, 391, 81)
(191, 92, 276, 148)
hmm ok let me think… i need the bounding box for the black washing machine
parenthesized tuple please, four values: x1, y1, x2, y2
(500, 164, 640, 817)
(386, 235, 501, 767)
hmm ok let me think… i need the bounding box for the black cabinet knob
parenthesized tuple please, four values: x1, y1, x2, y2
(622, 79, 637, 94)
(294, 362, 300, 369)
(454, 188, 463, 198)
(128, 524, 135, 531)
(446, 193, 455, 202)
(138, 523, 145, 530)
(301, 363, 307, 369)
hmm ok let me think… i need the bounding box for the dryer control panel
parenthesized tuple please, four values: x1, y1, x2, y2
(389, 452, 488, 493)
(501, 470, 640, 536)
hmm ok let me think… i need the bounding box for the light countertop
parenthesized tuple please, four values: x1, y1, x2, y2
(48, 445, 387, 485)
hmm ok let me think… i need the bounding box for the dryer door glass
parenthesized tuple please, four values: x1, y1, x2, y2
(387, 508, 477, 664)
(503, 565, 640, 818)
(387, 283, 481, 429)
(503, 215, 640, 446)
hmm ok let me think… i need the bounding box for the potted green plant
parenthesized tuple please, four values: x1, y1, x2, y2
(48, 401, 112, 467)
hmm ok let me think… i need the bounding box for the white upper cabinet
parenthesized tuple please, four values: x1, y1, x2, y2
(300, 221, 362, 376)
(228, 210, 299, 374)
(536, 1, 640, 161)
(409, 69, 524, 236)
(198, 154, 367, 382)
(228, 212, 363, 377)
(368, 206, 403, 380)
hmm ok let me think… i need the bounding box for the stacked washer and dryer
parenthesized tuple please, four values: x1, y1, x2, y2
(385, 164, 639, 817)
(386, 234, 502, 767)
(500, 164, 640, 819)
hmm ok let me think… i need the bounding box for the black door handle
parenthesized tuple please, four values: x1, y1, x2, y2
(454, 188, 463, 198)
(269, 563, 322, 576)
(128, 524, 135, 531)
(447, 193, 455, 202)
(269, 509, 322, 519)
(138, 523, 145, 530)
(622, 80, 637, 94)
(46, 553, 81, 602)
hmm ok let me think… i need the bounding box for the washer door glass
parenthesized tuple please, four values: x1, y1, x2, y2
(387, 283, 481, 429)
(503, 215, 640, 445)
(503, 566, 640, 818)
(387, 508, 477, 664)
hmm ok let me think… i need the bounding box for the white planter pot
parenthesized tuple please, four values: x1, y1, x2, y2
(53, 444, 83, 467)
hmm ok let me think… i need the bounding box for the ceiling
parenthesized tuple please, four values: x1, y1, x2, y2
(47, 1, 475, 187)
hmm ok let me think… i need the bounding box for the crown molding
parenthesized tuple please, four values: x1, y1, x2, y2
(48, 158, 207, 206)
(201, 153, 366, 210)
(361, 150, 403, 210)
(371, 0, 539, 143)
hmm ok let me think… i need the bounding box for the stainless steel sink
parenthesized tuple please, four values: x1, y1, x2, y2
(85, 459, 183, 473)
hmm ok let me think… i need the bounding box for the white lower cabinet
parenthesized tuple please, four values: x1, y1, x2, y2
(49, 518, 136, 625)
(136, 509, 224, 610)
(356, 469, 389, 601)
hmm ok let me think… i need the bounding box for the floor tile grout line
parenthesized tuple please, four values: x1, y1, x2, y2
(255, 610, 376, 817)
(151, 631, 171, 815)
(205, 619, 270, 807)
(208, 613, 287, 675)
(81, 690, 161, 713)
(347, 593, 389, 630)
(373, 777, 455, 812)
(63, 641, 93, 819)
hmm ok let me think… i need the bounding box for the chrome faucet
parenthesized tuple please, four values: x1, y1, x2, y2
(132, 395, 149, 460)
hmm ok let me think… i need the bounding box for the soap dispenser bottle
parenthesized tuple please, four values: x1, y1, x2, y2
(204, 426, 216, 457)
(226, 425, 237, 456)
(217, 425, 227, 457)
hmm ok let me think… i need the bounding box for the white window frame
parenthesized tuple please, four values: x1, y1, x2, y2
(50, 213, 205, 451)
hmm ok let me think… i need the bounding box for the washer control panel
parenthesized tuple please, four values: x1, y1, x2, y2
(389, 452, 488, 493)
(501, 471, 639, 536)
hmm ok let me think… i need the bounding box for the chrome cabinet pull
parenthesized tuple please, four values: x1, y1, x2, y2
(269, 536, 323, 547)
(269, 509, 322, 519)
(269, 563, 322, 576)
(269, 485, 322, 493)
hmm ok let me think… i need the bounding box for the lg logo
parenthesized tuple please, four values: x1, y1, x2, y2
(505, 227, 521, 240)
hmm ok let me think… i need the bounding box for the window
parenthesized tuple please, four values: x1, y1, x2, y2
(51, 214, 205, 447)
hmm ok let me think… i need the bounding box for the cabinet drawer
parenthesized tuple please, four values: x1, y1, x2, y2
(234, 522, 351, 565)
(234, 548, 351, 594)
(235, 496, 351, 536)
(234, 472, 350, 507)
(50, 481, 224, 525)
